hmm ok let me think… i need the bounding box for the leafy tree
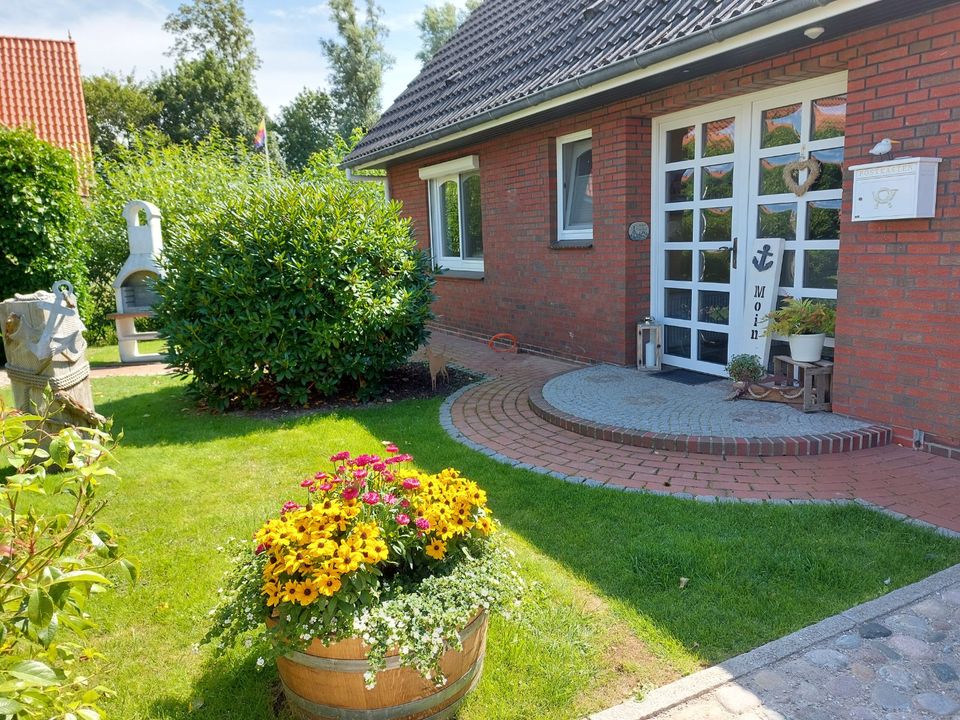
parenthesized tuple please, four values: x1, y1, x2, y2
(152, 52, 264, 144)
(83, 72, 163, 158)
(163, 0, 260, 74)
(154, 0, 264, 144)
(0, 126, 87, 315)
(275, 88, 338, 170)
(416, 0, 482, 64)
(321, 0, 394, 138)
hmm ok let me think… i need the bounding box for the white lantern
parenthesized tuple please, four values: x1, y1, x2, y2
(636, 318, 663, 372)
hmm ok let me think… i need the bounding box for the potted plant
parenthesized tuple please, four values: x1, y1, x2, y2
(724, 354, 765, 400)
(764, 297, 836, 362)
(204, 443, 521, 720)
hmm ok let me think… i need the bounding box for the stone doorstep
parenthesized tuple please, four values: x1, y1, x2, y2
(588, 563, 960, 720)
(527, 378, 892, 458)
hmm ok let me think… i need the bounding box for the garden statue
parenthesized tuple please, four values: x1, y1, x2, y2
(1, 280, 103, 428)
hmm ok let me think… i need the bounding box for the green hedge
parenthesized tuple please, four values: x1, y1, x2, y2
(153, 167, 434, 409)
(0, 126, 87, 309)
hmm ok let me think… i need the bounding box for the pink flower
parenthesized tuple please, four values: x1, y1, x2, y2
(300, 478, 316, 489)
(318, 482, 333, 492)
(353, 469, 368, 481)
(400, 499, 411, 509)
(372, 461, 387, 472)
(330, 451, 350, 462)
(336, 465, 347, 475)
(353, 454, 374, 467)
(396, 454, 414, 463)
(415, 517, 430, 530)
(255, 543, 268, 554)
(395, 513, 410, 526)
(314, 471, 329, 481)
(342, 486, 359, 501)
(281, 501, 301, 515)
(362, 491, 380, 505)
(383, 493, 398, 505)
(381, 470, 395, 483)
(402, 477, 420, 490)
(384, 443, 399, 454)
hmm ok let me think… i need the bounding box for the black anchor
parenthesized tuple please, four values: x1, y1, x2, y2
(752, 243, 774, 272)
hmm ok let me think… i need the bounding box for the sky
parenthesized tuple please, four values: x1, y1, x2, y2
(0, 0, 471, 115)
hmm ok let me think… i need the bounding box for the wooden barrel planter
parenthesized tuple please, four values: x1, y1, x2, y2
(276, 612, 488, 720)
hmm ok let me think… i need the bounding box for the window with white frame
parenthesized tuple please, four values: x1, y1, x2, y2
(556, 130, 593, 241)
(419, 155, 483, 271)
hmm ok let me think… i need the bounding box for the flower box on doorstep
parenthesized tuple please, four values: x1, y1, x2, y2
(204, 443, 521, 719)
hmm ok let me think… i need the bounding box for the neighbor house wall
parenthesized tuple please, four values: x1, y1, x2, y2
(387, 3, 960, 448)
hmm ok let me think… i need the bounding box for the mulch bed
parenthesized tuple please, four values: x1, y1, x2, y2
(236, 362, 483, 420)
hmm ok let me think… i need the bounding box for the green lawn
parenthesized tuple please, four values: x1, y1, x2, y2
(23, 375, 960, 719)
(86, 340, 166, 367)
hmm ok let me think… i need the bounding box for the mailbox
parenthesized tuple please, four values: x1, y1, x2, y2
(849, 157, 941, 222)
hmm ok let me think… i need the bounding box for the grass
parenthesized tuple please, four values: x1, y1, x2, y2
(86, 340, 166, 366)
(10, 374, 960, 719)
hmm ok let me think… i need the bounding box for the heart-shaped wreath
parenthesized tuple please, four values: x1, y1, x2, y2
(782, 156, 822, 197)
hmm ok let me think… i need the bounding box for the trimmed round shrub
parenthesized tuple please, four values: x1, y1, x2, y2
(153, 172, 434, 409)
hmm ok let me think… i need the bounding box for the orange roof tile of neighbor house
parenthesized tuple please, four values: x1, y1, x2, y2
(0, 35, 91, 161)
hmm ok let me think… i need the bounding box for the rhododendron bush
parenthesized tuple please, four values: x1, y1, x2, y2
(204, 443, 521, 684)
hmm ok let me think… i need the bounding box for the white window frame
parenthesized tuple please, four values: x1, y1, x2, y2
(556, 130, 593, 242)
(420, 155, 483, 272)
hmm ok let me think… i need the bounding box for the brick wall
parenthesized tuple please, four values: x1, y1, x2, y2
(387, 4, 960, 447)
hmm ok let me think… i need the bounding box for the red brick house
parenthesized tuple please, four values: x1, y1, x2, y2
(344, 0, 960, 453)
(0, 35, 92, 162)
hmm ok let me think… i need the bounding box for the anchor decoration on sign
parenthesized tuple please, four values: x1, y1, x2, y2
(752, 243, 775, 272)
(872, 187, 898, 209)
(5, 281, 86, 372)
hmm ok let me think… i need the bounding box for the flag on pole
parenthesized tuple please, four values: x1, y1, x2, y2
(254, 118, 267, 149)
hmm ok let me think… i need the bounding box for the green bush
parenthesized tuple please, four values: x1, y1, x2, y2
(0, 126, 87, 311)
(81, 129, 268, 343)
(153, 159, 434, 409)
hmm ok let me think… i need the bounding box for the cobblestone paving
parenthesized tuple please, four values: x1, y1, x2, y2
(594, 567, 960, 720)
(542, 364, 872, 437)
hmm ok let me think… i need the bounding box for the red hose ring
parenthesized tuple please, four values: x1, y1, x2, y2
(488, 333, 518, 353)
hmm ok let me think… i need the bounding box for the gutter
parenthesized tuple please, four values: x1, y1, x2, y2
(343, 0, 837, 169)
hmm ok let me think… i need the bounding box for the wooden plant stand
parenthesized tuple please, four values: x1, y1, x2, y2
(772, 355, 833, 413)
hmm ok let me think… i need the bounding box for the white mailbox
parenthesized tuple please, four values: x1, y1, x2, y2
(849, 157, 941, 222)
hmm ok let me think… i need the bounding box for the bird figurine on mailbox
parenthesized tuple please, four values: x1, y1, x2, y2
(868, 138, 900, 161)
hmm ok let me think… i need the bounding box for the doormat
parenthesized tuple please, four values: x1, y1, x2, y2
(658, 369, 718, 386)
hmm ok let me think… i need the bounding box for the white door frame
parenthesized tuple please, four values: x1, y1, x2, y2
(651, 72, 847, 374)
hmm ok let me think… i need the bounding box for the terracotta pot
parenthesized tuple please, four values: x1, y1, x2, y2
(788, 333, 826, 363)
(276, 612, 488, 720)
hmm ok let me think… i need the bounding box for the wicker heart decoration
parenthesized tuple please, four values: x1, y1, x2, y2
(782, 157, 821, 197)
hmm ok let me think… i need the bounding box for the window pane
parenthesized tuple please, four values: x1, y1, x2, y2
(698, 330, 728, 364)
(666, 210, 693, 242)
(701, 163, 734, 200)
(807, 200, 840, 241)
(780, 249, 796, 287)
(810, 147, 844, 192)
(804, 249, 839, 289)
(665, 325, 691, 358)
(666, 250, 693, 281)
(700, 250, 730, 283)
(703, 117, 735, 157)
(701, 207, 732, 242)
(812, 94, 846, 140)
(699, 290, 730, 325)
(461, 173, 483, 258)
(564, 141, 592, 229)
(666, 126, 696, 162)
(761, 103, 802, 147)
(758, 203, 796, 242)
(666, 168, 694, 202)
(665, 288, 691, 320)
(438, 179, 460, 256)
(758, 153, 799, 195)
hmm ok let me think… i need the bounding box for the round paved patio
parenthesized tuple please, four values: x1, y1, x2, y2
(530, 364, 889, 456)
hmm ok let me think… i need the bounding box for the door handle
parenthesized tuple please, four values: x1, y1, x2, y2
(718, 237, 738, 270)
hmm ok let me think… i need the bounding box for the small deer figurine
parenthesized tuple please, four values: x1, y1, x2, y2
(424, 345, 450, 391)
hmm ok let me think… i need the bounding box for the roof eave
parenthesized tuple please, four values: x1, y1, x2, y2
(343, 0, 845, 169)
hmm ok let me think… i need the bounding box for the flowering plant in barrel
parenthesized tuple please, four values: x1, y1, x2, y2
(205, 442, 521, 714)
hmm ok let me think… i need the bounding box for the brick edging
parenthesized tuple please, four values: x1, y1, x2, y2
(527, 374, 891, 457)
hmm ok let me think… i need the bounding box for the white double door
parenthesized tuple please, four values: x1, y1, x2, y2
(651, 74, 847, 375)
